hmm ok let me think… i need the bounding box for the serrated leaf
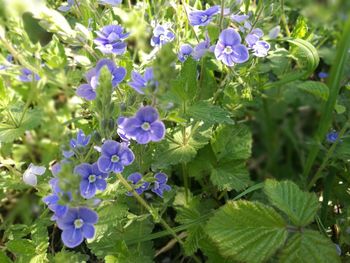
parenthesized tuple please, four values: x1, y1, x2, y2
(206, 200, 288, 263)
(211, 124, 252, 161)
(297, 81, 329, 100)
(291, 16, 308, 39)
(210, 160, 252, 191)
(187, 101, 234, 125)
(279, 230, 340, 263)
(264, 180, 319, 226)
(153, 124, 212, 168)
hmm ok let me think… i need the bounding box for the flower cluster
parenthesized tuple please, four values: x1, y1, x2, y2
(179, 6, 271, 66)
(127, 172, 171, 197)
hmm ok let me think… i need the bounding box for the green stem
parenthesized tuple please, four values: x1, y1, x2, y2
(303, 18, 350, 179)
(116, 173, 185, 246)
(182, 163, 189, 204)
(280, 0, 291, 37)
(219, 0, 225, 30)
(307, 123, 348, 190)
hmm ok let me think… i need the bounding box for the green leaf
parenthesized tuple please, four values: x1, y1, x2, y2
(288, 38, 319, 78)
(210, 160, 252, 191)
(52, 251, 89, 263)
(279, 230, 340, 263)
(211, 124, 252, 162)
(264, 180, 319, 226)
(0, 251, 12, 263)
(206, 200, 288, 263)
(0, 124, 25, 143)
(297, 81, 329, 101)
(153, 124, 212, 168)
(291, 16, 308, 39)
(187, 101, 234, 125)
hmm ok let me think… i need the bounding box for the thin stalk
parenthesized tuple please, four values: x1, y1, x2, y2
(219, 0, 225, 30)
(280, 0, 291, 37)
(303, 18, 350, 179)
(182, 163, 189, 204)
(307, 123, 348, 190)
(116, 173, 185, 246)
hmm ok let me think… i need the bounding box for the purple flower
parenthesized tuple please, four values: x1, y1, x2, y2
(246, 28, 264, 47)
(326, 131, 338, 143)
(42, 178, 70, 220)
(231, 14, 249, 23)
(214, 28, 249, 66)
(58, 0, 74, 12)
(178, 44, 193, 62)
(126, 173, 150, 196)
(252, 41, 270, 57)
(269, 26, 280, 39)
(94, 25, 129, 54)
(75, 163, 108, 199)
(117, 116, 131, 142)
(151, 173, 171, 197)
(70, 129, 91, 148)
(123, 106, 166, 144)
(51, 163, 62, 177)
(56, 207, 98, 248)
(99, 0, 122, 6)
(62, 150, 75, 159)
(18, 68, 40, 82)
(97, 140, 134, 173)
(151, 25, 175, 47)
(76, 59, 126, 100)
(189, 6, 220, 26)
(0, 55, 13, 70)
(128, 67, 157, 94)
(23, 163, 46, 186)
(192, 33, 213, 60)
(318, 72, 328, 79)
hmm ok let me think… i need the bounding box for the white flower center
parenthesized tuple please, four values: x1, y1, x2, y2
(159, 35, 165, 41)
(224, 46, 233, 54)
(201, 15, 208, 22)
(111, 154, 120, 163)
(141, 122, 151, 131)
(105, 44, 113, 50)
(88, 174, 96, 183)
(74, 219, 84, 229)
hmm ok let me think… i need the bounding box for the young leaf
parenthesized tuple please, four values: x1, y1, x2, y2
(206, 200, 288, 263)
(279, 230, 340, 263)
(264, 179, 319, 226)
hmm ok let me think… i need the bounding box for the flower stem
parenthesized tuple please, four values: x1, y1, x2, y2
(116, 173, 185, 246)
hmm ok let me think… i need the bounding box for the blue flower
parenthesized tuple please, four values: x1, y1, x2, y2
(58, 0, 74, 12)
(150, 25, 175, 47)
(326, 131, 338, 143)
(178, 44, 193, 62)
(123, 106, 166, 144)
(75, 163, 109, 199)
(76, 59, 126, 100)
(214, 28, 249, 66)
(56, 207, 98, 248)
(245, 28, 264, 47)
(189, 5, 220, 26)
(42, 178, 70, 220)
(128, 67, 157, 94)
(70, 129, 91, 149)
(97, 140, 135, 173)
(192, 33, 213, 60)
(126, 173, 150, 196)
(151, 173, 171, 197)
(98, 0, 122, 6)
(318, 72, 328, 79)
(269, 26, 280, 39)
(252, 41, 270, 57)
(0, 54, 13, 70)
(62, 149, 75, 159)
(23, 163, 46, 186)
(18, 68, 40, 82)
(231, 13, 249, 23)
(117, 116, 132, 142)
(94, 25, 129, 54)
(50, 162, 62, 177)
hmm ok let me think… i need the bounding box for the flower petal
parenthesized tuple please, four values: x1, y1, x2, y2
(82, 224, 95, 239)
(61, 228, 84, 248)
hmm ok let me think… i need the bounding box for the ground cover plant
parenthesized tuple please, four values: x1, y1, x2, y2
(0, 0, 349, 262)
